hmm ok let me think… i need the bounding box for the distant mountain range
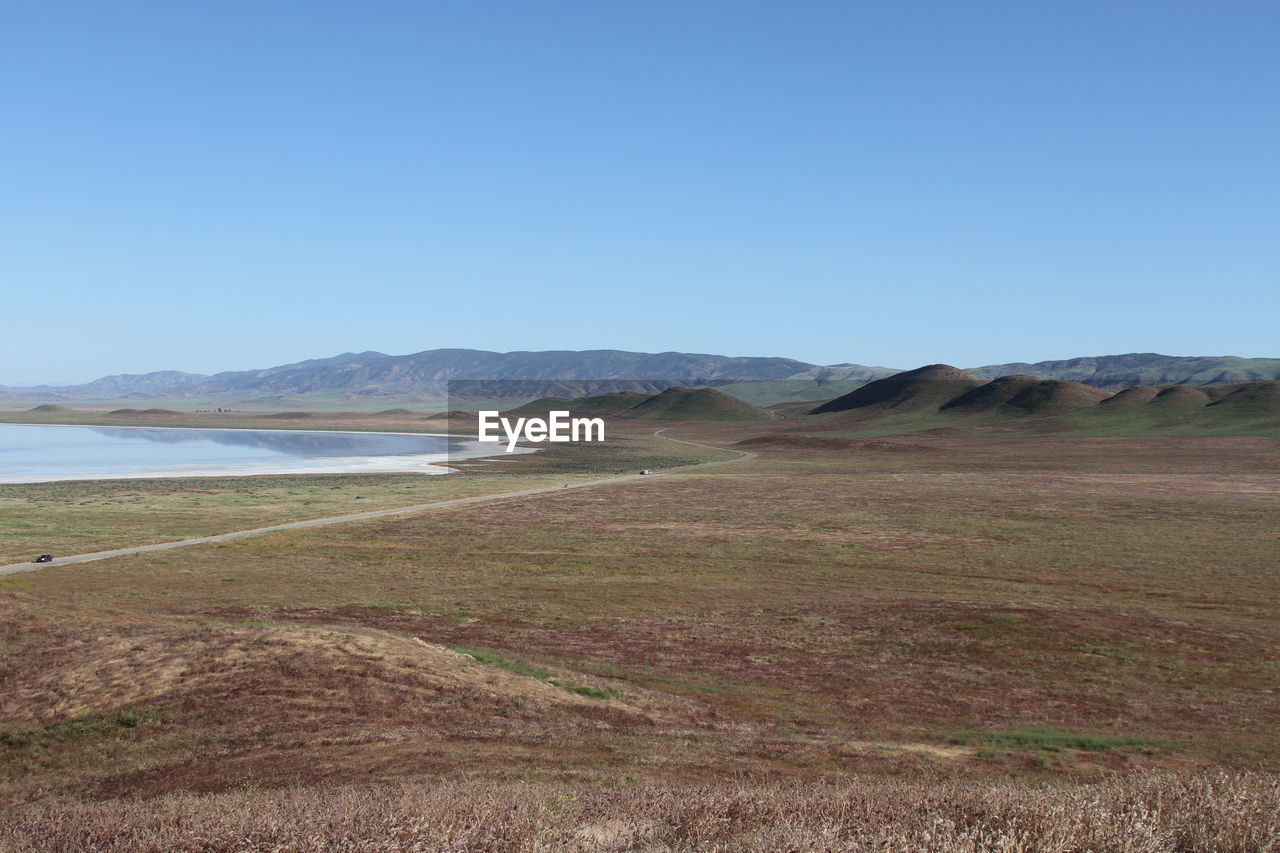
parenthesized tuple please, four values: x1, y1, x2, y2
(3, 349, 1278, 402)
(0, 350, 897, 401)
(967, 354, 1280, 386)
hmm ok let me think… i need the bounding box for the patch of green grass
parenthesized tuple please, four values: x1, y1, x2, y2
(452, 648, 619, 699)
(2, 707, 169, 752)
(950, 728, 1176, 753)
(777, 724, 812, 742)
(452, 647, 553, 681)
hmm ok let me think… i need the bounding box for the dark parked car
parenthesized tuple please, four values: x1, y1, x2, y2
(34, 554, 53, 563)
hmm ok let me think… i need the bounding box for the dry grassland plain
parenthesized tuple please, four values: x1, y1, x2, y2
(1, 413, 1278, 850)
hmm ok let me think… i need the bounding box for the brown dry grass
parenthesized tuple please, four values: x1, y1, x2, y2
(1, 426, 1278, 844)
(2, 772, 1276, 852)
(0, 595, 726, 804)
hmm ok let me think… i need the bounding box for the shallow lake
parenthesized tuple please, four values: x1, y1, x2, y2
(0, 423, 509, 482)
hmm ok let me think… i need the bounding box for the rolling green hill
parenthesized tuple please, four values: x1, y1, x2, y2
(625, 387, 774, 421)
(811, 365, 984, 415)
(507, 391, 654, 418)
(707, 379, 871, 406)
(789, 367, 1280, 438)
(509, 387, 775, 422)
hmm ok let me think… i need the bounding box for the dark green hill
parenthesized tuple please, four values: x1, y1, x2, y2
(626, 387, 775, 421)
(943, 376, 1108, 415)
(1148, 386, 1214, 409)
(709, 379, 873, 406)
(1003, 380, 1111, 414)
(941, 375, 1041, 412)
(810, 365, 983, 415)
(1061, 380, 1280, 436)
(1100, 386, 1160, 407)
(1207, 381, 1280, 412)
(507, 387, 773, 422)
(508, 391, 652, 418)
(782, 368, 1280, 438)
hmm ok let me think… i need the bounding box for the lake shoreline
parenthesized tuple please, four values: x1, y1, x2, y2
(0, 423, 529, 484)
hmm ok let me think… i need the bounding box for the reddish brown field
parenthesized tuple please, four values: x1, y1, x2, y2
(2, 424, 1278, 849)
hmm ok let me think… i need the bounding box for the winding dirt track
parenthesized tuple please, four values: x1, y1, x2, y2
(0, 431, 755, 576)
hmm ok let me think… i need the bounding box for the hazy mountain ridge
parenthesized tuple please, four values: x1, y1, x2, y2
(3, 349, 1277, 402)
(0, 349, 878, 401)
(968, 353, 1280, 386)
(200, 349, 821, 396)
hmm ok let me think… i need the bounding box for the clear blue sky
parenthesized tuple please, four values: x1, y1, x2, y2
(3, 1, 1277, 384)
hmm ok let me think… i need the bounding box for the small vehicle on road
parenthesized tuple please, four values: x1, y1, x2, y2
(33, 554, 53, 563)
(639, 469, 653, 475)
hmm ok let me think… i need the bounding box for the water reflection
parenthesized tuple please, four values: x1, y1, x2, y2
(0, 423, 517, 483)
(89, 427, 460, 458)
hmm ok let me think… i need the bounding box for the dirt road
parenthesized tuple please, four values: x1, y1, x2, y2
(0, 431, 753, 576)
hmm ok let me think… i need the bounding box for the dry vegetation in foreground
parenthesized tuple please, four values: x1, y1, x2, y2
(1, 426, 1278, 846)
(3, 772, 1277, 852)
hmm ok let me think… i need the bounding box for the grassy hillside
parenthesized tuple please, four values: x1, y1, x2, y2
(788, 368, 1280, 438)
(507, 391, 652, 417)
(708, 378, 870, 406)
(811, 365, 984, 415)
(624, 387, 775, 421)
(509, 387, 775, 422)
